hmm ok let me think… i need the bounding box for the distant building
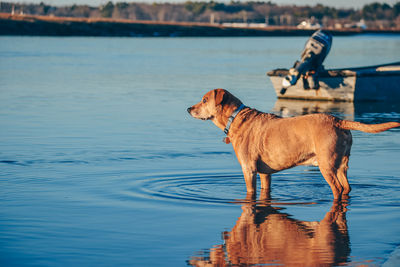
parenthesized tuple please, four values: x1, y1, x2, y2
(297, 20, 321, 29)
(222, 22, 268, 28)
(344, 19, 367, 29)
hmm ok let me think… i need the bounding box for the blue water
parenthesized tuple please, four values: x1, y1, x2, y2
(0, 35, 400, 266)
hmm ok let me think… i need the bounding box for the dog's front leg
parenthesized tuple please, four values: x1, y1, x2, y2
(259, 174, 271, 200)
(241, 166, 257, 196)
(259, 173, 271, 191)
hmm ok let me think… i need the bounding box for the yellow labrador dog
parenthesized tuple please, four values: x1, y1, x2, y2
(188, 89, 400, 199)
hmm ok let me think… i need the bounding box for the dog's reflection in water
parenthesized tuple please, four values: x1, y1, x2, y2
(189, 191, 350, 266)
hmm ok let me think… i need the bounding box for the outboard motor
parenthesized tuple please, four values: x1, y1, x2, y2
(281, 30, 332, 94)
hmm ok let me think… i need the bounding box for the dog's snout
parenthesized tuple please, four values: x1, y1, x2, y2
(187, 107, 192, 114)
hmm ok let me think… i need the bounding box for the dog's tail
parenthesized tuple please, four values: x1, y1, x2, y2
(338, 119, 400, 133)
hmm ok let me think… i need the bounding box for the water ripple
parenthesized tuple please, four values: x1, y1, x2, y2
(115, 169, 400, 207)
(124, 173, 246, 206)
(119, 170, 335, 207)
(0, 151, 233, 167)
(0, 160, 27, 166)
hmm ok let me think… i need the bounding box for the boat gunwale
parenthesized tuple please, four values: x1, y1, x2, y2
(267, 61, 400, 78)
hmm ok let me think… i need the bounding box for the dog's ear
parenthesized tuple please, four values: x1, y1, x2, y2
(215, 89, 229, 106)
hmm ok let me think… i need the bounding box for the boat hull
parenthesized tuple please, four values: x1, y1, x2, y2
(267, 62, 400, 102)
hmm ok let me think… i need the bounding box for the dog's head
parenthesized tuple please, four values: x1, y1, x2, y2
(187, 89, 242, 129)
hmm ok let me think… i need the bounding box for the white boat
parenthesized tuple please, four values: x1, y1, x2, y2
(267, 62, 400, 102)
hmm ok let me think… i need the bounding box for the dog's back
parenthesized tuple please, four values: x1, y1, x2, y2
(189, 89, 400, 199)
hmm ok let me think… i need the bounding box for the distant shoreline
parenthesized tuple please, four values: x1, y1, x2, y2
(1, 13, 399, 37)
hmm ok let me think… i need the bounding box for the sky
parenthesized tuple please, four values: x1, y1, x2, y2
(3, 0, 399, 9)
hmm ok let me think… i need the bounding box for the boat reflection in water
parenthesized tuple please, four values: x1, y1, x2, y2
(272, 98, 355, 120)
(189, 192, 350, 266)
(272, 98, 400, 122)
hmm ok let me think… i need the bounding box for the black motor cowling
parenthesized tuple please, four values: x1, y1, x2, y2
(281, 30, 332, 94)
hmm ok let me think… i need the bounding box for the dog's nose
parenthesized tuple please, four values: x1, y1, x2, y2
(187, 107, 192, 113)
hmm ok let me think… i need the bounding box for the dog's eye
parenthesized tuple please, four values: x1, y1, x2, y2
(203, 98, 207, 103)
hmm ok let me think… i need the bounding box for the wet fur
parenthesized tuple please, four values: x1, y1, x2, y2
(188, 89, 400, 199)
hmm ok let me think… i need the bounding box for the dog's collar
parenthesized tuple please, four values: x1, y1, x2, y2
(224, 104, 246, 135)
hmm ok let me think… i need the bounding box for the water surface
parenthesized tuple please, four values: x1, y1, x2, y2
(1, 35, 400, 266)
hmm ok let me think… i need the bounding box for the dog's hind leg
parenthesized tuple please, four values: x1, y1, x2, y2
(337, 156, 351, 195)
(317, 153, 343, 199)
(319, 166, 343, 199)
(337, 131, 352, 196)
(315, 130, 350, 199)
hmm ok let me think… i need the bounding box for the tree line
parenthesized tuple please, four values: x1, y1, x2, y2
(1, 1, 399, 28)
